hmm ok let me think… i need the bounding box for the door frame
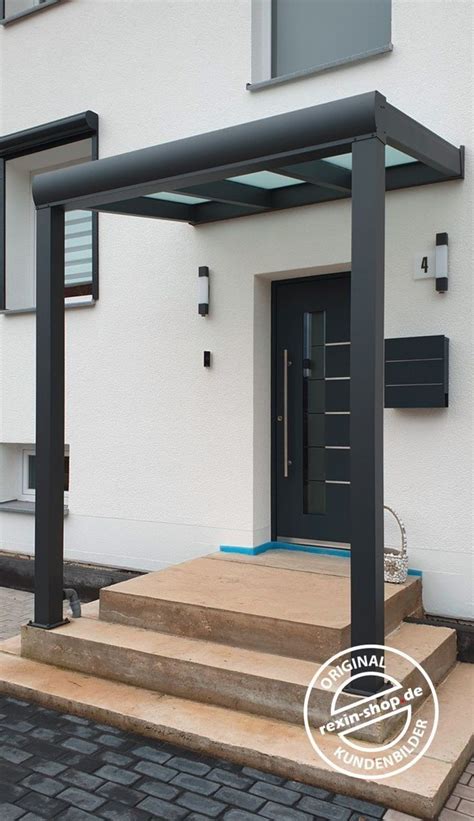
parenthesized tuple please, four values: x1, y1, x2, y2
(270, 270, 351, 544)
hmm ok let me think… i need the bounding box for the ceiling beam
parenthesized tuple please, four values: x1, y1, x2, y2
(276, 159, 351, 192)
(91, 196, 191, 222)
(175, 180, 272, 210)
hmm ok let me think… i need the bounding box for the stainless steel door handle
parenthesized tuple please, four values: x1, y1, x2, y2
(283, 348, 289, 478)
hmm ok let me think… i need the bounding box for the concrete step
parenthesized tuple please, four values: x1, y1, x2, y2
(0, 646, 471, 819)
(21, 616, 455, 743)
(99, 555, 423, 661)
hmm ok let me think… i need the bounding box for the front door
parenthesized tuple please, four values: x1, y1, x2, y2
(273, 274, 351, 546)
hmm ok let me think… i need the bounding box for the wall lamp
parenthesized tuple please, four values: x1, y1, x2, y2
(198, 266, 210, 315)
(435, 233, 448, 293)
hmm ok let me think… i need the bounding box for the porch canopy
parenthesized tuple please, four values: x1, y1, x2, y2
(31, 91, 463, 677)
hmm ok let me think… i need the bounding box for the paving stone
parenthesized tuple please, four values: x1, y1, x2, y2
(445, 795, 461, 810)
(61, 737, 99, 755)
(63, 724, 98, 740)
(214, 785, 265, 811)
(136, 795, 189, 819)
(96, 780, 145, 807)
(30, 727, 61, 742)
(58, 808, 99, 821)
(98, 802, 151, 821)
(0, 804, 25, 821)
(16, 790, 68, 817)
(259, 801, 314, 820)
(222, 810, 262, 821)
(20, 772, 65, 797)
(207, 766, 255, 790)
(459, 772, 471, 784)
(334, 794, 386, 817)
(284, 780, 332, 800)
(94, 764, 142, 786)
(130, 744, 172, 764)
(241, 766, 285, 785)
(439, 810, 474, 821)
(27, 757, 68, 777)
(0, 729, 30, 748)
(0, 743, 33, 764)
(58, 767, 105, 791)
(458, 799, 474, 816)
(99, 750, 133, 767)
(1, 719, 35, 733)
(171, 771, 220, 796)
(56, 786, 107, 812)
(58, 752, 106, 773)
(167, 755, 211, 775)
(25, 739, 69, 760)
(136, 777, 180, 801)
(133, 759, 178, 782)
(455, 785, 474, 801)
(176, 790, 226, 817)
(62, 715, 90, 726)
(250, 780, 299, 805)
(19, 814, 46, 821)
(94, 723, 122, 734)
(297, 795, 352, 820)
(0, 759, 27, 783)
(97, 733, 127, 748)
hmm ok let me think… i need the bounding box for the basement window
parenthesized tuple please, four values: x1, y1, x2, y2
(0, 443, 69, 514)
(20, 448, 69, 502)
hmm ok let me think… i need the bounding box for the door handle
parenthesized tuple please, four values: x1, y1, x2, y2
(283, 348, 289, 478)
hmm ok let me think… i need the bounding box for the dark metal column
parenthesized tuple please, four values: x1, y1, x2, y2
(349, 136, 385, 693)
(32, 206, 67, 629)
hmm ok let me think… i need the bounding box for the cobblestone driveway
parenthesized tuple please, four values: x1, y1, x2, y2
(0, 586, 472, 820)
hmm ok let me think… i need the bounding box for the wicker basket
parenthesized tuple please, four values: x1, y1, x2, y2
(384, 505, 408, 584)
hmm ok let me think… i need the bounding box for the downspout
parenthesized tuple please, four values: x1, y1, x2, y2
(63, 588, 81, 618)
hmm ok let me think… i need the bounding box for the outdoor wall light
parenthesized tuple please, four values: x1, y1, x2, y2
(198, 266, 210, 315)
(435, 233, 448, 293)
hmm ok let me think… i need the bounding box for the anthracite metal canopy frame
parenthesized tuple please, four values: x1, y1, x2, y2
(31, 91, 463, 685)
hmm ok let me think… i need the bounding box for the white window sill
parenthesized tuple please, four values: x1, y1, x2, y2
(0, 499, 69, 515)
(0, 0, 61, 26)
(1, 297, 96, 316)
(247, 43, 393, 92)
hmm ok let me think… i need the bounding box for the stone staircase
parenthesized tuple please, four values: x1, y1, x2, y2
(0, 550, 472, 818)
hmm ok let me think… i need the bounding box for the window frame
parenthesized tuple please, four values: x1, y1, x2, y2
(0, 0, 61, 26)
(249, 0, 393, 91)
(0, 111, 99, 311)
(19, 447, 69, 502)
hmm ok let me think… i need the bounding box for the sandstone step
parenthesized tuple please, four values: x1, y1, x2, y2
(99, 555, 423, 661)
(21, 615, 455, 743)
(0, 647, 471, 818)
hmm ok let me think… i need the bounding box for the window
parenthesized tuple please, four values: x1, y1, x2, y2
(0, 112, 99, 312)
(1, 0, 61, 25)
(250, 0, 392, 88)
(21, 448, 69, 502)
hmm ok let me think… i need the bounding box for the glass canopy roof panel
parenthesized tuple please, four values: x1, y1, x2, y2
(227, 171, 305, 189)
(325, 146, 417, 171)
(146, 192, 210, 204)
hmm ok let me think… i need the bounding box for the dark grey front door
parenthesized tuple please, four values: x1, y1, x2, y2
(273, 274, 351, 545)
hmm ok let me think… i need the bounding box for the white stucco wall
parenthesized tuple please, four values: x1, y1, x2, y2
(0, 0, 472, 618)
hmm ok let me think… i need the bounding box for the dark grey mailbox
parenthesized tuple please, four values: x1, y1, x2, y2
(385, 335, 449, 408)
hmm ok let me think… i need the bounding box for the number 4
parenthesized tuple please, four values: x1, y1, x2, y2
(421, 256, 429, 273)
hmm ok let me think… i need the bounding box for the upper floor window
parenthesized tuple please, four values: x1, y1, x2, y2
(0, 112, 99, 312)
(1, 0, 60, 25)
(250, 0, 392, 89)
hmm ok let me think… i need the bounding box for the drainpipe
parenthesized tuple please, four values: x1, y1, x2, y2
(63, 588, 81, 618)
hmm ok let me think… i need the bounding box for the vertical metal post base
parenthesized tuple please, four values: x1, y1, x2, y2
(28, 619, 69, 630)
